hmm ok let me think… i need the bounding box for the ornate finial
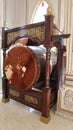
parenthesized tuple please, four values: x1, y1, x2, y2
(3, 20, 8, 28)
(47, 6, 52, 15)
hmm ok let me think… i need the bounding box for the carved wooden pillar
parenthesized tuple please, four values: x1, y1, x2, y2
(44, 15, 54, 88)
(40, 14, 54, 123)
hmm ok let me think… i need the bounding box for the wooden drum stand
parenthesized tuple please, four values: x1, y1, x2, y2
(2, 13, 70, 124)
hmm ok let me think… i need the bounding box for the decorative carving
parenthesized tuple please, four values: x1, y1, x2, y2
(7, 31, 20, 44)
(24, 95, 38, 105)
(64, 89, 73, 110)
(7, 26, 45, 45)
(10, 89, 20, 97)
(47, 6, 53, 15)
(63, 52, 67, 56)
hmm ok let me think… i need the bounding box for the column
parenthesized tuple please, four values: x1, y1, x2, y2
(64, 0, 73, 85)
(56, 0, 73, 120)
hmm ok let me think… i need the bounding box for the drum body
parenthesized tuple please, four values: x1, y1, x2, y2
(4, 45, 46, 90)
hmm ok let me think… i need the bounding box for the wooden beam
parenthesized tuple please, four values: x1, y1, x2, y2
(51, 34, 70, 42)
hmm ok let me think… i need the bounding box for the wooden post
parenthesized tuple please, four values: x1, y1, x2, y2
(40, 87, 51, 124)
(40, 13, 54, 123)
(44, 15, 54, 88)
(2, 27, 9, 103)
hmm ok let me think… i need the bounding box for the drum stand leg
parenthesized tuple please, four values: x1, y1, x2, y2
(2, 78, 10, 103)
(40, 87, 51, 124)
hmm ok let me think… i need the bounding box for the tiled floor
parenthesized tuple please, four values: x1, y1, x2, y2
(0, 92, 73, 130)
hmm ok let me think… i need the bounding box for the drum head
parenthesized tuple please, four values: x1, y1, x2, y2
(4, 45, 40, 89)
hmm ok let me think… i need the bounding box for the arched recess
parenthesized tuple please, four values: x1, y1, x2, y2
(31, 0, 55, 23)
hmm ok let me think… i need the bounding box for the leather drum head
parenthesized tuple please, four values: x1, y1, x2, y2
(4, 45, 40, 90)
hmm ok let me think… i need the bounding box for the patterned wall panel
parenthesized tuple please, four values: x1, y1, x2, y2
(57, 86, 73, 114)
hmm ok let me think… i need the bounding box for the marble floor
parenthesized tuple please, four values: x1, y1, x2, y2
(0, 92, 73, 130)
(0, 77, 73, 130)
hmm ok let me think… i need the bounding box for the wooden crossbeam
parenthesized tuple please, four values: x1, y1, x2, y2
(51, 34, 70, 42)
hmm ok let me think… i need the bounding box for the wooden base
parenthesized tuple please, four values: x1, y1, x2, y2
(2, 98, 10, 103)
(40, 115, 51, 124)
(2, 85, 57, 124)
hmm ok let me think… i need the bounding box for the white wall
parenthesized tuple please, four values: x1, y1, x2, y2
(0, 0, 3, 36)
(26, 0, 59, 25)
(5, 0, 27, 28)
(0, 0, 3, 27)
(1, 0, 59, 28)
(0, 0, 3, 89)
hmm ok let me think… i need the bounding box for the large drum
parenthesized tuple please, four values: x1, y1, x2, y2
(4, 44, 46, 90)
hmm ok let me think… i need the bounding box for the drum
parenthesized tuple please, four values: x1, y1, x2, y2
(4, 44, 46, 90)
